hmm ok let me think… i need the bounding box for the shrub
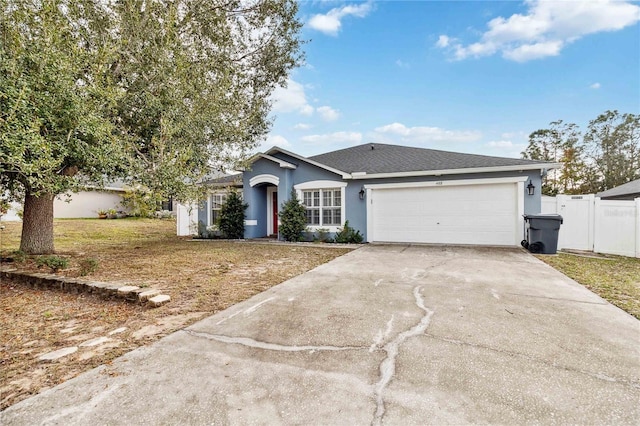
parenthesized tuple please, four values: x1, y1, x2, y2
(11, 250, 27, 263)
(279, 188, 307, 242)
(196, 220, 220, 239)
(218, 190, 248, 239)
(36, 255, 69, 272)
(314, 228, 332, 243)
(154, 210, 174, 219)
(79, 258, 99, 276)
(334, 220, 364, 244)
(121, 187, 158, 218)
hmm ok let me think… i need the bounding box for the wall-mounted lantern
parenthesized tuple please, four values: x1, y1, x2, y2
(527, 180, 535, 196)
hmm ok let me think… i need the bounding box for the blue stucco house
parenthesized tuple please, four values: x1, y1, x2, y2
(185, 143, 558, 246)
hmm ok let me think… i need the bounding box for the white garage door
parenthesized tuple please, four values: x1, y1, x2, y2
(369, 182, 519, 246)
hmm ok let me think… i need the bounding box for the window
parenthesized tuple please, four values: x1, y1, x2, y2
(210, 193, 227, 226)
(302, 188, 341, 226)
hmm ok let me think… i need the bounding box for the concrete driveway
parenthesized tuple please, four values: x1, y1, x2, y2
(2, 245, 639, 425)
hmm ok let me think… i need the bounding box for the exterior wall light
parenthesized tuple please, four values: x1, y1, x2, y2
(359, 187, 365, 200)
(527, 180, 535, 196)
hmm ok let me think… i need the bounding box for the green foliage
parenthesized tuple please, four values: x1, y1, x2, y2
(110, 0, 304, 204)
(11, 250, 27, 263)
(196, 220, 219, 239)
(120, 188, 158, 218)
(0, 0, 303, 253)
(279, 189, 306, 242)
(36, 255, 69, 272)
(79, 258, 99, 276)
(0, 0, 123, 200)
(522, 121, 583, 195)
(0, 199, 9, 216)
(583, 110, 640, 193)
(522, 111, 639, 195)
(218, 190, 248, 239)
(313, 228, 333, 243)
(334, 221, 364, 244)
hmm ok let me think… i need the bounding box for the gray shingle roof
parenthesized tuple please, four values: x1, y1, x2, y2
(596, 178, 640, 199)
(202, 173, 242, 187)
(308, 143, 548, 174)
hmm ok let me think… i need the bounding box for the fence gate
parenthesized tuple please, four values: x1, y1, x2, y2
(556, 194, 595, 251)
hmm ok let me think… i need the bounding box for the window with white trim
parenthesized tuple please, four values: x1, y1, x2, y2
(302, 188, 341, 226)
(210, 193, 227, 226)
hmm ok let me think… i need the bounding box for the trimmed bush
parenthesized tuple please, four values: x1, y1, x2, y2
(279, 189, 307, 242)
(334, 220, 363, 244)
(218, 190, 248, 239)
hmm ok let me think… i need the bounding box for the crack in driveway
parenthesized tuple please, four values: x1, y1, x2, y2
(184, 330, 367, 353)
(372, 286, 434, 426)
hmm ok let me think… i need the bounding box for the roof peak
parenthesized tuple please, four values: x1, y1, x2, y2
(309, 142, 541, 163)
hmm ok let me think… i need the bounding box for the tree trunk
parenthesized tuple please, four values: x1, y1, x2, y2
(20, 191, 55, 254)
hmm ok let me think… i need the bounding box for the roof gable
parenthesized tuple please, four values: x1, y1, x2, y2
(264, 147, 349, 178)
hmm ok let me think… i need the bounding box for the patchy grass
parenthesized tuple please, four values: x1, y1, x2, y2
(0, 219, 352, 409)
(539, 252, 640, 319)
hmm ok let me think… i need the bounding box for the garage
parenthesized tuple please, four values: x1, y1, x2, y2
(366, 179, 524, 246)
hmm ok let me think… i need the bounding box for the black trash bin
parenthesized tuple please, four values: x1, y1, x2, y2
(521, 214, 563, 254)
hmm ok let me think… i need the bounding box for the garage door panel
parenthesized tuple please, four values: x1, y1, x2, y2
(370, 183, 518, 246)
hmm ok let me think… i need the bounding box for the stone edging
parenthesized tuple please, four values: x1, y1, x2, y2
(0, 269, 170, 307)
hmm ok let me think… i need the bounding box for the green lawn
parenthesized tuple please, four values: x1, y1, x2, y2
(539, 253, 640, 320)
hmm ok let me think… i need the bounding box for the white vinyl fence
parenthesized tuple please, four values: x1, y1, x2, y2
(543, 195, 640, 258)
(176, 202, 198, 236)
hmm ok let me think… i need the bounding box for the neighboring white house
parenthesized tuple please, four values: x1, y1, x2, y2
(1, 201, 23, 221)
(54, 186, 129, 218)
(2, 182, 131, 220)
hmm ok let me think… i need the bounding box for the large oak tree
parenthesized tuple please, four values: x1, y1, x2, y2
(0, 0, 303, 254)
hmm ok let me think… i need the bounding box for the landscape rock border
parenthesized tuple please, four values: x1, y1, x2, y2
(0, 269, 170, 307)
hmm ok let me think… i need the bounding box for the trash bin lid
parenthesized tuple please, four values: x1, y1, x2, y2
(523, 213, 563, 222)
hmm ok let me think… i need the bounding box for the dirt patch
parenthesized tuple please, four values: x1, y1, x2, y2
(0, 219, 352, 409)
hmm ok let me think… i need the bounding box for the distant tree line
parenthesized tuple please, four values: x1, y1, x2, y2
(521, 110, 640, 195)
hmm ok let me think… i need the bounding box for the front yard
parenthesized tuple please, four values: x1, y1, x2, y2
(538, 252, 640, 320)
(0, 219, 351, 409)
(1, 219, 638, 410)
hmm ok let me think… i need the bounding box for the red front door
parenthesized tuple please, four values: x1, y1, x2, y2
(272, 192, 278, 235)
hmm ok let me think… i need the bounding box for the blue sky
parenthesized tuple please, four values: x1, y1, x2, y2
(262, 0, 640, 159)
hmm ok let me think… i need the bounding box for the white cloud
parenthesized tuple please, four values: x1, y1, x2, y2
(590, 82, 601, 89)
(502, 40, 564, 61)
(486, 140, 514, 148)
(317, 105, 340, 122)
(308, 2, 372, 36)
(294, 123, 312, 130)
(259, 134, 291, 152)
(374, 122, 482, 143)
(271, 79, 314, 116)
(438, 0, 640, 62)
(301, 131, 362, 145)
(436, 35, 451, 48)
(395, 59, 410, 69)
